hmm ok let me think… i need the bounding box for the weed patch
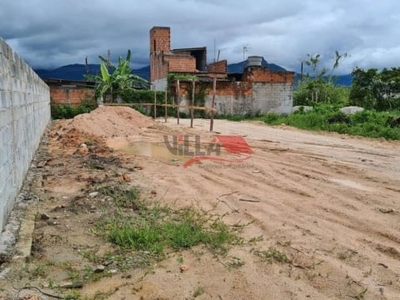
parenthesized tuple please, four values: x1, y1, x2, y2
(251, 246, 291, 264)
(97, 186, 140, 208)
(94, 186, 240, 260)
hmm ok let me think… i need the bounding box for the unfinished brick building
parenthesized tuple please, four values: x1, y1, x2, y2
(150, 26, 295, 115)
(46, 79, 95, 106)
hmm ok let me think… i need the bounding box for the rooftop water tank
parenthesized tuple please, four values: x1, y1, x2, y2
(247, 56, 263, 67)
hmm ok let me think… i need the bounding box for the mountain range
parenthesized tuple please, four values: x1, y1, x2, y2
(34, 59, 352, 86)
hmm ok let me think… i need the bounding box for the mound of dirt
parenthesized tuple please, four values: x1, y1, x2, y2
(68, 106, 155, 138)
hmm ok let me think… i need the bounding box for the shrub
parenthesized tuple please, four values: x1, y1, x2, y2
(260, 104, 400, 140)
(51, 99, 96, 119)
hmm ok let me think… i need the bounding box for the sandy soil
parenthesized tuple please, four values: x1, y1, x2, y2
(1, 107, 400, 300)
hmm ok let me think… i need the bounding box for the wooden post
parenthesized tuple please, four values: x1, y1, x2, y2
(176, 79, 180, 125)
(210, 77, 216, 132)
(190, 79, 195, 128)
(164, 88, 168, 123)
(154, 88, 157, 119)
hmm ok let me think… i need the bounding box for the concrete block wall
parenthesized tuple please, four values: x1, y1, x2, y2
(178, 80, 293, 116)
(0, 37, 50, 231)
(252, 82, 293, 115)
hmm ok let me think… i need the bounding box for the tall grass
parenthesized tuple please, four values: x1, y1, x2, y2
(258, 105, 400, 140)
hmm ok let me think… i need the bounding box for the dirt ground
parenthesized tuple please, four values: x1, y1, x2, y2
(1, 107, 400, 300)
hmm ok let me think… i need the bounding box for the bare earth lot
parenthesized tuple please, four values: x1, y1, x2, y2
(1, 107, 400, 299)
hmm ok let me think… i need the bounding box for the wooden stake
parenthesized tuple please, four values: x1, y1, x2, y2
(190, 79, 195, 128)
(210, 77, 216, 132)
(164, 88, 168, 123)
(176, 79, 180, 125)
(154, 88, 157, 119)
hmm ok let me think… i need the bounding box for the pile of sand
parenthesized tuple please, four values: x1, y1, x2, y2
(67, 106, 155, 138)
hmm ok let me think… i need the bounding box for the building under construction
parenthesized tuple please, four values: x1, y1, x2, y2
(150, 26, 295, 115)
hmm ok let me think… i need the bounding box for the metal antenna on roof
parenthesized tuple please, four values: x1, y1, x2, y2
(243, 44, 250, 61)
(243, 44, 250, 70)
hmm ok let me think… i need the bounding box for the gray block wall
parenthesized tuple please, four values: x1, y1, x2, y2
(205, 95, 253, 115)
(252, 82, 293, 115)
(202, 82, 293, 116)
(0, 37, 50, 231)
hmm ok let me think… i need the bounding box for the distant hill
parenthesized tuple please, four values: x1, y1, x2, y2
(331, 74, 353, 86)
(293, 73, 353, 87)
(34, 60, 352, 86)
(227, 58, 287, 73)
(34, 64, 150, 82)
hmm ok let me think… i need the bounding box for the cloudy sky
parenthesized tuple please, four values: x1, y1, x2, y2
(1, 0, 399, 74)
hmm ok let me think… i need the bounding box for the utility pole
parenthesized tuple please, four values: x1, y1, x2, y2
(107, 49, 111, 67)
(300, 61, 304, 81)
(85, 57, 89, 80)
(210, 77, 216, 132)
(214, 38, 216, 63)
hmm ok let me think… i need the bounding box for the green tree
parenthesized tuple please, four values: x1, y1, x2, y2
(294, 51, 349, 105)
(350, 67, 400, 110)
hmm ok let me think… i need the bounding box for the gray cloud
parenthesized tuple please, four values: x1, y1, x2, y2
(1, 0, 400, 74)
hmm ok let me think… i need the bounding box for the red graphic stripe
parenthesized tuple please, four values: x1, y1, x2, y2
(213, 136, 253, 154)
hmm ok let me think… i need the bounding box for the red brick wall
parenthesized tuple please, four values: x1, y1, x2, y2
(243, 66, 295, 83)
(208, 60, 227, 74)
(167, 55, 196, 72)
(151, 53, 169, 82)
(150, 27, 170, 53)
(150, 27, 171, 82)
(212, 81, 252, 96)
(50, 87, 95, 105)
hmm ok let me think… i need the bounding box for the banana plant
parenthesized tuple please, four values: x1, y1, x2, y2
(87, 50, 150, 104)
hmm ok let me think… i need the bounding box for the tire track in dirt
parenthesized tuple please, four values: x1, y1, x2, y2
(149, 119, 400, 299)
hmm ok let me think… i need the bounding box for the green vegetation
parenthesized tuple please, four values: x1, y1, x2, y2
(85, 49, 150, 103)
(260, 105, 400, 140)
(255, 51, 400, 141)
(295, 80, 350, 107)
(51, 98, 96, 119)
(294, 51, 350, 106)
(95, 186, 241, 260)
(350, 67, 400, 110)
(251, 246, 291, 264)
(19, 184, 244, 300)
(193, 286, 205, 298)
(118, 89, 175, 117)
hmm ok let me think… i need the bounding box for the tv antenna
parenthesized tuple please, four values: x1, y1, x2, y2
(243, 44, 250, 62)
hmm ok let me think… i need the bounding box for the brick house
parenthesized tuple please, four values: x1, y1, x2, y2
(45, 78, 95, 106)
(150, 26, 295, 115)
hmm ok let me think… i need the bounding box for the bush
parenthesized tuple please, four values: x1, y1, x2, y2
(260, 104, 400, 140)
(51, 99, 96, 119)
(294, 79, 350, 107)
(119, 89, 175, 117)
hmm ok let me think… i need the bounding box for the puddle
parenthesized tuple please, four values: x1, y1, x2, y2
(107, 137, 184, 163)
(329, 178, 371, 191)
(106, 136, 248, 167)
